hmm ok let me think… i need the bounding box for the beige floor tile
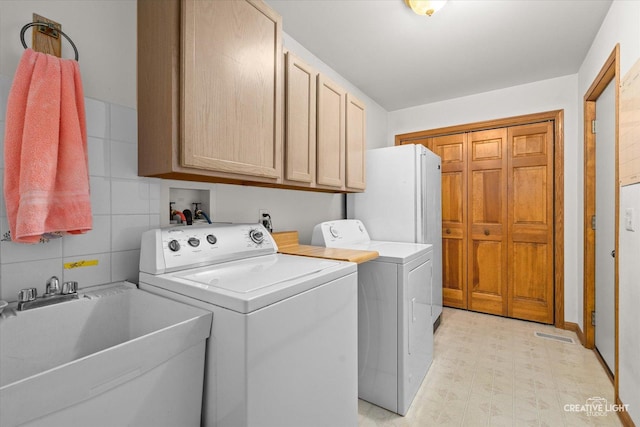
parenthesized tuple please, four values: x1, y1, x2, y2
(358, 307, 620, 427)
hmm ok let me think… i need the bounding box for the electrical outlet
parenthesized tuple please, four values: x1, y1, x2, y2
(625, 208, 635, 232)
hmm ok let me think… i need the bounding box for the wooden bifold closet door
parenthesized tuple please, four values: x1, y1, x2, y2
(430, 121, 554, 324)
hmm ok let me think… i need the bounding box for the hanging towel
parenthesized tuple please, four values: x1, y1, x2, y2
(3, 48, 92, 243)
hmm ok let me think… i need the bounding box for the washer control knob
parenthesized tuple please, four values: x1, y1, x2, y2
(249, 229, 264, 245)
(168, 239, 180, 252)
(329, 225, 339, 238)
(206, 234, 217, 245)
(188, 237, 200, 247)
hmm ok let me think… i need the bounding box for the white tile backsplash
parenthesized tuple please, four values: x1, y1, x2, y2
(0, 86, 150, 301)
(62, 215, 111, 257)
(0, 217, 63, 263)
(149, 179, 162, 215)
(110, 104, 137, 144)
(90, 177, 111, 215)
(0, 258, 63, 302)
(0, 170, 5, 218)
(111, 179, 150, 214)
(110, 140, 138, 178)
(111, 249, 140, 283)
(84, 98, 108, 139)
(111, 214, 149, 252)
(0, 120, 5, 167)
(63, 252, 111, 289)
(87, 136, 110, 177)
(0, 74, 11, 121)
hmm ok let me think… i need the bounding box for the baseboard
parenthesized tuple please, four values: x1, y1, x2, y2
(616, 396, 636, 427)
(564, 321, 586, 346)
(593, 346, 615, 384)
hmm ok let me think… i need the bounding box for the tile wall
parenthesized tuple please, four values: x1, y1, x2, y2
(0, 74, 161, 302)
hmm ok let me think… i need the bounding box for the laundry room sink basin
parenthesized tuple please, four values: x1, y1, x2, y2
(0, 282, 212, 427)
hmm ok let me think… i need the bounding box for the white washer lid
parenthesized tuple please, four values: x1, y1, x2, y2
(176, 254, 340, 293)
(147, 254, 356, 313)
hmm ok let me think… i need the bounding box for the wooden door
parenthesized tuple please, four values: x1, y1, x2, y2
(284, 52, 316, 185)
(467, 129, 508, 316)
(316, 75, 345, 188)
(181, 0, 282, 178)
(398, 137, 432, 150)
(507, 122, 554, 323)
(345, 93, 366, 191)
(431, 133, 467, 309)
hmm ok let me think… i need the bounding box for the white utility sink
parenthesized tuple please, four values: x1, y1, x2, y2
(0, 282, 212, 427)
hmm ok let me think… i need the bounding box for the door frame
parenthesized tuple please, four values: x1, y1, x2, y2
(583, 45, 620, 389)
(395, 109, 565, 328)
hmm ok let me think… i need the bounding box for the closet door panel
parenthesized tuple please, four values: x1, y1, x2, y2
(467, 129, 508, 316)
(507, 122, 554, 324)
(432, 133, 467, 309)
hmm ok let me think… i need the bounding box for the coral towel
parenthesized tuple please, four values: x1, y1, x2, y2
(3, 48, 92, 243)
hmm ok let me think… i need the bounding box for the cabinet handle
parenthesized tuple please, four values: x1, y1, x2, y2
(445, 228, 451, 235)
(484, 229, 490, 236)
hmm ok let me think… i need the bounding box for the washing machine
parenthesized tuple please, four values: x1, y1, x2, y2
(312, 219, 433, 416)
(138, 223, 358, 427)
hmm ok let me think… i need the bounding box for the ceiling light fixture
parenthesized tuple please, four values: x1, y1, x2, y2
(404, 0, 448, 17)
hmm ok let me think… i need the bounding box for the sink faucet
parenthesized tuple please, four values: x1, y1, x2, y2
(17, 276, 79, 311)
(44, 276, 60, 297)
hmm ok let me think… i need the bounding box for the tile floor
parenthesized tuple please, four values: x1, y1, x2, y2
(358, 307, 623, 426)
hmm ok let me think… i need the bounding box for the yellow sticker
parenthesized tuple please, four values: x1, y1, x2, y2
(64, 259, 99, 269)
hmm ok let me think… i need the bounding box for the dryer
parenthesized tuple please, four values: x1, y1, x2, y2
(312, 219, 433, 415)
(139, 223, 358, 427)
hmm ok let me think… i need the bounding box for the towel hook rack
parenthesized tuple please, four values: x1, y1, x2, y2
(20, 22, 79, 61)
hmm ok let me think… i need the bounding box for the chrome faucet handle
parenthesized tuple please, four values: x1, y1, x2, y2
(44, 276, 61, 297)
(61, 281, 78, 295)
(18, 287, 37, 302)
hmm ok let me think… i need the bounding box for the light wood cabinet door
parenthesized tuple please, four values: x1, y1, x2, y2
(284, 52, 316, 185)
(181, 0, 282, 179)
(316, 75, 345, 188)
(507, 122, 554, 323)
(345, 93, 366, 191)
(431, 133, 467, 309)
(467, 129, 508, 316)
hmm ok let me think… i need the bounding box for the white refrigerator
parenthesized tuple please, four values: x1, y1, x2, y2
(347, 144, 443, 327)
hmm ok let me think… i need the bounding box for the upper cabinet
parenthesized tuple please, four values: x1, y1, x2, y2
(138, 0, 282, 183)
(316, 74, 346, 189)
(345, 93, 366, 191)
(138, 0, 364, 192)
(284, 52, 317, 186)
(283, 52, 366, 192)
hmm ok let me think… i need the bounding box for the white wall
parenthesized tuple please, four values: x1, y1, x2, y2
(578, 0, 640, 422)
(0, 1, 136, 109)
(388, 74, 582, 324)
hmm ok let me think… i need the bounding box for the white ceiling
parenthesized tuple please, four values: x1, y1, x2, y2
(266, 0, 613, 111)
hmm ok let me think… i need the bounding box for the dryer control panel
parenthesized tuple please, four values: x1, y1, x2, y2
(140, 223, 277, 274)
(311, 220, 371, 247)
